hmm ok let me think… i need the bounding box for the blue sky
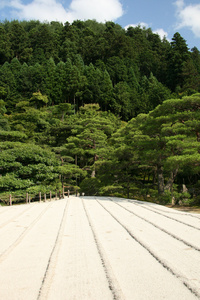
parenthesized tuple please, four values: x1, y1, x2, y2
(1, 0, 200, 50)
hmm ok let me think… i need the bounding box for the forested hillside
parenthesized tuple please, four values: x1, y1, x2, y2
(0, 20, 200, 205)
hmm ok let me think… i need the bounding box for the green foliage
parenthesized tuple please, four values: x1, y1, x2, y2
(79, 177, 101, 195)
(0, 142, 60, 195)
(1, 19, 199, 119)
(0, 20, 200, 206)
(30, 91, 48, 108)
(0, 130, 27, 141)
(0, 174, 33, 190)
(99, 185, 124, 197)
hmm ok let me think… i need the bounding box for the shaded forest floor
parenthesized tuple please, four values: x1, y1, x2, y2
(167, 205, 200, 214)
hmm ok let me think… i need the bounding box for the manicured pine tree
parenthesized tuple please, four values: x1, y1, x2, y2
(136, 93, 200, 197)
(65, 104, 119, 178)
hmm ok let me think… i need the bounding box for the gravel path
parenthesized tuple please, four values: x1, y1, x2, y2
(0, 196, 199, 300)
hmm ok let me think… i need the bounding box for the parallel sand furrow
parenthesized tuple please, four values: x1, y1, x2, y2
(112, 198, 200, 249)
(85, 198, 198, 299)
(0, 203, 37, 228)
(37, 199, 70, 300)
(44, 197, 114, 300)
(96, 198, 200, 298)
(82, 198, 124, 300)
(112, 199, 200, 252)
(128, 200, 200, 230)
(0, 197, 199, 300)
(0, 200, 67, 300)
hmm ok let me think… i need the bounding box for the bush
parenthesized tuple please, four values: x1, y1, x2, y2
(0, 190, 27, 205)
(158, 190, 191, 205)
(99, 185, 123, 197)
(79, 178, 101, 196)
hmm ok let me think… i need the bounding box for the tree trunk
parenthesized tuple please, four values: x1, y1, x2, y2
(164, 168, 178, 191)
(74, 95, 76, 114)
(75, 155, 78, 185)
(196, 131, 200, 142)
(91, 170, 96, 178)
(157, 164, 164, 195)
(91, 152, 97, 178)
(127, 181, 130, 199)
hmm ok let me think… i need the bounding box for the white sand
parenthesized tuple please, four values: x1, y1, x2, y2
(0, 196, 199, 299)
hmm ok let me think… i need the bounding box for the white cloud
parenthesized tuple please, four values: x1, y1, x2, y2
(125, 22, 169, 41)
(67, 0, 123, 23)
(4, 0, 124, 23)
(153, 28, 168, 40)
(8, 0, 68, 22)
(125, 22, 149, 30)
(0, 1, 7, 9)
(175, 0, 184, 10)
(175, 0, 200, 37)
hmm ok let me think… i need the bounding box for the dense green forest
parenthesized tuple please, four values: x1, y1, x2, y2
(0, 19, 200, 205)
